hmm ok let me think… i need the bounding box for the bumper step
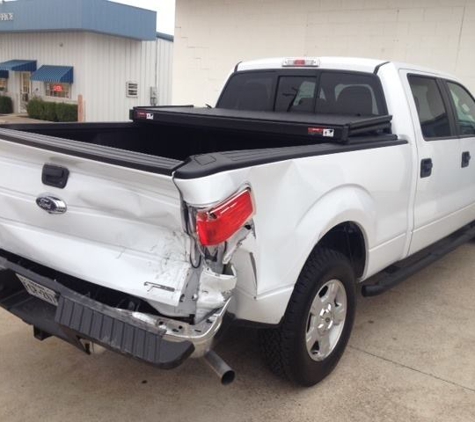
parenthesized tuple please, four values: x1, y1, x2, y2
(56, 293, 194, 368)
(0, 256, 194, 369)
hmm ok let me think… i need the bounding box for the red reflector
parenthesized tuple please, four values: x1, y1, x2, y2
(308, 127, 324, 135)
(197, 189, 254, 246)
(293, 59, 306, 66)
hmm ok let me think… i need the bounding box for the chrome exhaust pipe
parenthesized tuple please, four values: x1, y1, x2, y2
(204, 350, 235, 385)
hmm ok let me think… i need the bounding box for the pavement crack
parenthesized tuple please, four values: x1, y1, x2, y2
(348, 345, 475, 393)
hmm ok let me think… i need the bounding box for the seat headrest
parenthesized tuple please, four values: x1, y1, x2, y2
(336, 86, 374, 115)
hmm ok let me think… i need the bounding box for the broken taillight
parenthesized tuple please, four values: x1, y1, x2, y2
(196, 189, 254, 246)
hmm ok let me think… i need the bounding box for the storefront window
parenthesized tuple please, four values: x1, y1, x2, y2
(45, 83, 71, 99)
(0, 78, 7, 93)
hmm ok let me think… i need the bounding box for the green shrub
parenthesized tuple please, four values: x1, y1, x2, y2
(27, 98, 45, 119)
(43, 101, 57, 122)
(27, 98, 78, 122)
(0, 96, 13, 114)
(56, 102, 78, 122)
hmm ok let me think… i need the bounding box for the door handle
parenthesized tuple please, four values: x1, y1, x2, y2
(420, 158, 433, 178)
(462, 151, 471, 168)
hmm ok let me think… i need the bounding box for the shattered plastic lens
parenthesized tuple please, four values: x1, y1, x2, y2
(196, 189, 254, 246)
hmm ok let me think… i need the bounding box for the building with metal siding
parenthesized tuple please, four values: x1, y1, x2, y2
(0, 0, 173, 121)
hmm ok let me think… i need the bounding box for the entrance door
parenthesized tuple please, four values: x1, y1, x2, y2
(20, 72, 31, 113)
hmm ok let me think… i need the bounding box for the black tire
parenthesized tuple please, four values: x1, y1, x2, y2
(259, 247, 356, 386)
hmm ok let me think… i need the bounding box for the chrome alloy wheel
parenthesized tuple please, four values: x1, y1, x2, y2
(305, 279, 347, 361)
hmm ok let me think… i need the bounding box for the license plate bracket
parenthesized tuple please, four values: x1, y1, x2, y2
(17, 274, 59, 306)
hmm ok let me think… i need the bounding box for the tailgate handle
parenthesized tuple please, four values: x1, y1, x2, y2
(42, 164, 70, 189)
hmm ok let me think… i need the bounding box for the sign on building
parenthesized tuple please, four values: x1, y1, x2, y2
(0, 13, 14, 21)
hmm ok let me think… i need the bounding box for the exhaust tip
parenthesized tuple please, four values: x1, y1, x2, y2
(221, 369, 235, 386)
(204, 350, 235, 386)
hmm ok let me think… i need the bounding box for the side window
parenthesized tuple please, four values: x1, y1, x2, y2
(316, 72, 385, 116)
(408, 76, 452, 139)
(217, 72, 275, 111)
(274, 76, 317, 113)
(447, 82, 475, 136)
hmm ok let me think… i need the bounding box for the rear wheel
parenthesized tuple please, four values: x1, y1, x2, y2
(260, 248, 356, 386)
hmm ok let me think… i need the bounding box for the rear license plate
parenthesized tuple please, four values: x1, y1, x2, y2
(17, 274, 59, 306)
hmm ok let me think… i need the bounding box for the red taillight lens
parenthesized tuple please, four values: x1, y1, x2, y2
(196, 189, 254, 246)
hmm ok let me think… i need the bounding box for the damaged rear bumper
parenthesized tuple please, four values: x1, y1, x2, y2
(0, 255, 230, 368)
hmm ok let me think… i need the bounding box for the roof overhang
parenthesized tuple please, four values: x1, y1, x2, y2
(0, 0, 157, 41)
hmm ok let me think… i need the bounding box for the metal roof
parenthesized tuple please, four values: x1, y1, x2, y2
(0, 60, 37, 72)
(31, 65, 74, 83)
(0, 0, 157, 41)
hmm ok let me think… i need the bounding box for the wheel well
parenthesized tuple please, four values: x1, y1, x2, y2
(318, 222, 366, 278)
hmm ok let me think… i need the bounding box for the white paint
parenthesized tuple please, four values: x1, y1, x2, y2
(0, 137, 191, 307)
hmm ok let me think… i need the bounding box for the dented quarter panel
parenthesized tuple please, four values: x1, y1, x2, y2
(175, 142, 413, 324)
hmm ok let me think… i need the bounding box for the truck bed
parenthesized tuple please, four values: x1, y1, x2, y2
(0, 107, 399, 177)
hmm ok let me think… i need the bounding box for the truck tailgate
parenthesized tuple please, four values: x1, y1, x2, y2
(0, 130, 191, 308)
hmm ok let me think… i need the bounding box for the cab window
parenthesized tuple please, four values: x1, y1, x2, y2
(447, 82, 475, 136)
(217, 72, 275, 111)
(316, 72, 386, 116)
(274, 76, 317, 113)
(408, 75, 452, 139)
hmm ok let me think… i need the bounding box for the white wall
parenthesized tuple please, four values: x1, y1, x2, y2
(173, 0, 475, 106)
(0, 32, 174, 121)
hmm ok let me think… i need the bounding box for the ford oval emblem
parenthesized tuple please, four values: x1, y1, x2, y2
(36, 195, 67, 214)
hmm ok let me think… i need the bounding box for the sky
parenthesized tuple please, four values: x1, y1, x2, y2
(112, 0, 175, 35)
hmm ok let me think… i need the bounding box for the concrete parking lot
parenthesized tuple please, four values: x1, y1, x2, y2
(0, 114, 47, 125)
(1, 244, 474, 422)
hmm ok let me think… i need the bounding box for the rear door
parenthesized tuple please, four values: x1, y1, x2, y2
(403, 72, 465, 254)
(444, 81, 475, 212)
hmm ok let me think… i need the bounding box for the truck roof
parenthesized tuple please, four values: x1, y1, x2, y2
(236, 57, 458, 81)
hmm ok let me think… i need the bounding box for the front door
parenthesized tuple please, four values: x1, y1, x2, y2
(20, 72, 31, 113)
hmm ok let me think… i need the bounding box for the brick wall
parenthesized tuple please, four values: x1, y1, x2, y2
(173, 0, 475, 105)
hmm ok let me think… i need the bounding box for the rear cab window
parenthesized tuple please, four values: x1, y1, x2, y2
(274, 76, 317, 113)
(317, 72, 386, 116)
(217, 70, 387, 117)
(217, 72, 275, 111)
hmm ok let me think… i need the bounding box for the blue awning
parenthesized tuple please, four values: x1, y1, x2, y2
(0, 60, 37, 72)
(0, 70, 8, 79)
(31, 65, 74, 83)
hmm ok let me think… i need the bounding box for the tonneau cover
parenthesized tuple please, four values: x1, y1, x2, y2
(131, 106, 393, 143)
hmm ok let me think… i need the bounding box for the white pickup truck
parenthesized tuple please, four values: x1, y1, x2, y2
(1, 57, 475, 387)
